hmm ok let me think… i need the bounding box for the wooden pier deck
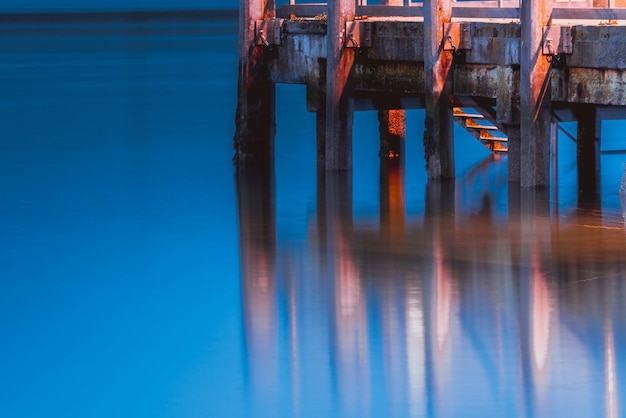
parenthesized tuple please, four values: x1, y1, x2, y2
(234, 0, 626, 188)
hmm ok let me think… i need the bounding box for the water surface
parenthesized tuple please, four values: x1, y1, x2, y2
(2, 15, 626, 418)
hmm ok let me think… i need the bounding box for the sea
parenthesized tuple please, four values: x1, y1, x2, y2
(1, 10, 626, 418)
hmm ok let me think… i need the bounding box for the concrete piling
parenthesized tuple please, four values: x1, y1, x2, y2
(324, 0, 356, 170)
(233, 0, 276, 166)
(520, 0, 553, 188)
(423, 0, 454, 179)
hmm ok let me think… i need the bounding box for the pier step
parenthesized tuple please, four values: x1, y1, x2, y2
(453, 107, 484, 119)
(452, 107, 508, 153)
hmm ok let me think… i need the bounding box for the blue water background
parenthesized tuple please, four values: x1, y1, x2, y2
(2, 14, 626, 418)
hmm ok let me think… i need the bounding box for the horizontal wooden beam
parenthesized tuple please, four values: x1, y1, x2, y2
(552, 7, 626, 20)
(357, 5, 423, 17)
(278, 3, 327, 18)
(279, 3, 626, 20)
(452, 7, 519, 19)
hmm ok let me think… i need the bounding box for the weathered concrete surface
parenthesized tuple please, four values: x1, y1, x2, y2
(568, 26, 626, 70)
(552, 68, 626, 106)
(233, 0, 276, 166)
(550, 25, 626, 107)
(269, 20, 326, 85)
(367, 22, 425, 61)
(423, 0, 454, 179)
(454, 64, 518, 98)
(353, 60, 425, 94)
(465, 22, 520, 66)
(520, 0, 552, 188)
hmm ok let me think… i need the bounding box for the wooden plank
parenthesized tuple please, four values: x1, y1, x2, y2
(480, 131, 509, 141)
(356, 5, 423, 17)
(279, 4, 626, 20)
(278, 4, 327, 18)
(285, 4, 518, 20)
(453, 107, 485, 118)
(466, 119, 498, 129)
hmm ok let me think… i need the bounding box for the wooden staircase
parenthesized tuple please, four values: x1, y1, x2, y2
(453, 107, 508, 152)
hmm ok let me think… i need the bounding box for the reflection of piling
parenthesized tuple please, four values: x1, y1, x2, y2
(236, 165, 278, 398)
(380, 155, 406, 247)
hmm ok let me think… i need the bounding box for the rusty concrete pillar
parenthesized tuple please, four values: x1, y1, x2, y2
(423, 0, 455, 179)
(378, 109, 406, 158)
(233, 0, 276, 166)
(574, 104, 601, 208)
(520, 0, 553, 188)
(324, 0, 356, 170)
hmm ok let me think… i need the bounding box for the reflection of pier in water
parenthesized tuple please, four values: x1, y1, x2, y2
(236, 160, 626, 416)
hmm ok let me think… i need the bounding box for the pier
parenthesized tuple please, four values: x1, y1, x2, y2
(233, 0, 626, 188)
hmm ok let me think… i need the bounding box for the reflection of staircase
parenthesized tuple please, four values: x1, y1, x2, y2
(453, 107, 508, 152)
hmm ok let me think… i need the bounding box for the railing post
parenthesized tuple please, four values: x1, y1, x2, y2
(322, 0, 356, 170)
(233, 0, 276, 166)
(423, 0, 455, 179)
(520, 0, 553, 187)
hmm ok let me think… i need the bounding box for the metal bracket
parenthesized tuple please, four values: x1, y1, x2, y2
(255, 18, 284, 46)
(542, 26, 573, 55)
(443, 22, 471, 52)
(345, 21, 372, 48)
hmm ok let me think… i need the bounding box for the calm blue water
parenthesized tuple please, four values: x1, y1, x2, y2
(2, 15, 626, 418)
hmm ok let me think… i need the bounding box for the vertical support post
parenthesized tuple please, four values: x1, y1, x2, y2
(324, 0, 356, 170)
(574, 104, 601, 208)
(423, 0, 455, 179)
(378, 109, 406, 158)
(520, 0, 553, 188)
(233, 0, 276, 166)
